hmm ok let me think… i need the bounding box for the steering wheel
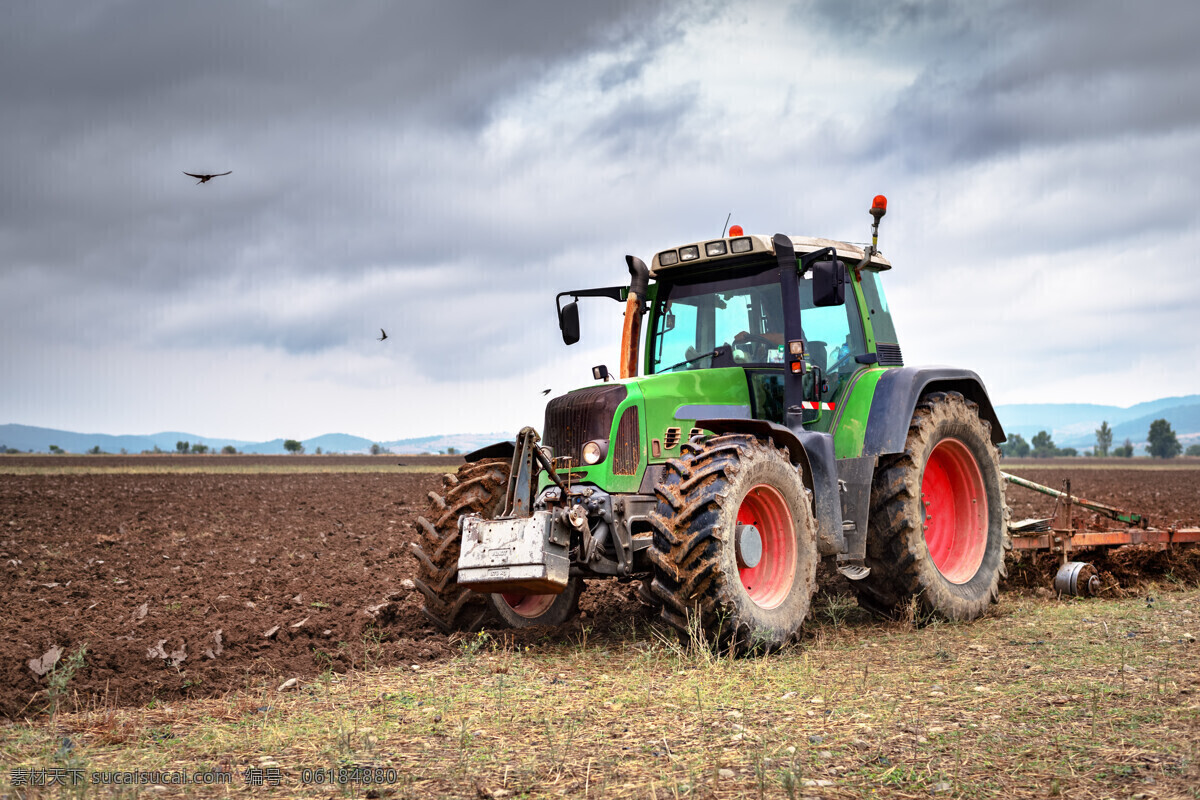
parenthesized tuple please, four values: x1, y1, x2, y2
(827, 342, 857, 374)
(731, 332, 776, 363)
(828, 352, 856, 374)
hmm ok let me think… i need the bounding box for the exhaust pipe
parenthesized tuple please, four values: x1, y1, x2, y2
(619, 255, 649, 379)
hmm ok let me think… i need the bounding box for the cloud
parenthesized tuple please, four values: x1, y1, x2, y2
(799, 0, 1200, 166)
(2, 0, 1199, 438)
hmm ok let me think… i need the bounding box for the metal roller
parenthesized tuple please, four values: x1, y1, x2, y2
(1054, 561, 1100, 597)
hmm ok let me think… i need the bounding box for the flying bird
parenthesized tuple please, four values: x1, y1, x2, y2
(378, 329, 388, 341)
(541, 389, 552, 395)
(184, 171, 232, 184)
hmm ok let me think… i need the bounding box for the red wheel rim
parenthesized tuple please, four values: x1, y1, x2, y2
(500, 593, 556, 619)
(737, 484, 797, 610)
(921, 438, 988, 584)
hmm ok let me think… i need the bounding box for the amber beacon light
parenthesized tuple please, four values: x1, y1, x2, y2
(870, 195, 887, 219)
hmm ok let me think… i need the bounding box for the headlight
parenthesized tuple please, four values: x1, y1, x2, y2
(705, 240, 727, 257)
(730, 236, 752, 253)
(582, 440, 607, 465)
(658, 250, 679, 267)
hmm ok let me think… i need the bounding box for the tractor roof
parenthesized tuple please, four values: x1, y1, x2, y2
(650, 234, 891, 277)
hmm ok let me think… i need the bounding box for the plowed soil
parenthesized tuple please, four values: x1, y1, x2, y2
(1, 457, 1197, 719)
(1001, 460, 1200, 529)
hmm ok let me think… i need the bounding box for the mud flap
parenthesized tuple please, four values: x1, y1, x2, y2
(836, 455, 875, 572)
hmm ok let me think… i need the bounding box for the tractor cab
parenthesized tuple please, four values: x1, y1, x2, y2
(645, 233, 899, 432)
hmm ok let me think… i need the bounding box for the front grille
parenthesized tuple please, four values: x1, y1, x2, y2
(613, 406, 640, 475)
(876, 342, 904, 366)
(543, 385, 627, 468)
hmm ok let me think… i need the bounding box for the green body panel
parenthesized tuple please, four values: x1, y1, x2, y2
(535, 368, 752, 495)
(636, 368, 753, 464)
(850, 271, 877, 352)
(826, 366, 887, 458)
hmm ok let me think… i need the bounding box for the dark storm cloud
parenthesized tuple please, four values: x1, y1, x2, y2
(0, 0, 671, 241)
(585, 88, 703, 158)
(801, 0, 1200, 165)
(0, 0, 694, 375)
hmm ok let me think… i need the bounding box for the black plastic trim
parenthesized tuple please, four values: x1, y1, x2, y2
(612, 406, 640, 475)
(463, 440, 516, 463)
(835, 455, 876, 562)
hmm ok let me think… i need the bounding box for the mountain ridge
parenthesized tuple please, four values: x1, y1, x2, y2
(0, 424, 511, 456)
(4, 393, 1199, 455)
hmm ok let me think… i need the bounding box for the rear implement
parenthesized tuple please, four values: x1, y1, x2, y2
(1003, 471, 1200, 596)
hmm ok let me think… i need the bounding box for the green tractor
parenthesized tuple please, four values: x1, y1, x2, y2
(412, 196, 1009, 652)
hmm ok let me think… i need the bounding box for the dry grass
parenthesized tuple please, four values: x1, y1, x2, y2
(3, 588, 1198, 798)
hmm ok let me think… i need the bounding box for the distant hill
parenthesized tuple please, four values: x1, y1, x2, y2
(0, 424, 253, 455)
(382, 433, 511, 455)
(6, 393, 1199, 457)
(995, 395, 1200, 452)
(0, 423, 513, 456)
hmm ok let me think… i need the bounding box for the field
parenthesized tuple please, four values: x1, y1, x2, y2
(2, 455, 1199, 797)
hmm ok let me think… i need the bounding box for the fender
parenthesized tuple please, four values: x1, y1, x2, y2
(861, 367, 1006, 457)
(695, 418, 845, 557)
(463, 440, 516, 462)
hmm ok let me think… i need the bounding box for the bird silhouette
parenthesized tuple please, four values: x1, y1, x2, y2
(541, 389, 552, 395)
(184, 171, 232, 184)
(378, 329, 388, 341)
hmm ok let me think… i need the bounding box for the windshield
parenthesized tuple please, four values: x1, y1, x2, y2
(651, 269, 785, 374)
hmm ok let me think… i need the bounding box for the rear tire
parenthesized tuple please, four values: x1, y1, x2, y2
(852, 391, 1010, 621)
(410, 459, 509, 633)
(647, 435, 819, 654)
(488, 579, 583, 628)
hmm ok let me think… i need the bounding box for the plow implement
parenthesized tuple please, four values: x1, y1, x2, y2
(1002, 471, 1200, 595)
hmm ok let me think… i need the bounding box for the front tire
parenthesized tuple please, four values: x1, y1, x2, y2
(647, 435, 819, 654)
(410, 459, 509, 633)
(853, 391, 1010, 621)
(488, 579, 583, 628)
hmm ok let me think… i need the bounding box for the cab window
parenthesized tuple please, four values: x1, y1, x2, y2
(799, 270, 866, 403)
(650, 270, 785, 373)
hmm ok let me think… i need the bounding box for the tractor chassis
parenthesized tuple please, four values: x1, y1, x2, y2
(456, 427, 657, 596)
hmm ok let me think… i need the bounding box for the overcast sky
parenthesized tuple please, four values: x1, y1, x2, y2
(2, 0, 1198, 441)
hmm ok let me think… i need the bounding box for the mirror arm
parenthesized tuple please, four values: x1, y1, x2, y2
(555, 286, 625, 314)
(798, 246, 836, 276)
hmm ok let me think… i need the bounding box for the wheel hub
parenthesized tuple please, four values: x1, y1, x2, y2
(736, 485, 797, 610)
(920, 438, 988, 584)
(735, 524, 763, 569)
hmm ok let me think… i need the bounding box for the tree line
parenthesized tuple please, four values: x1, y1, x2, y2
(1001, 418, 1199, 458)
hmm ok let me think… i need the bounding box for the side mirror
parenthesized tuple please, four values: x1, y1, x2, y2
(812, 260, 847, 307)
(559, 300, 580, 345)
